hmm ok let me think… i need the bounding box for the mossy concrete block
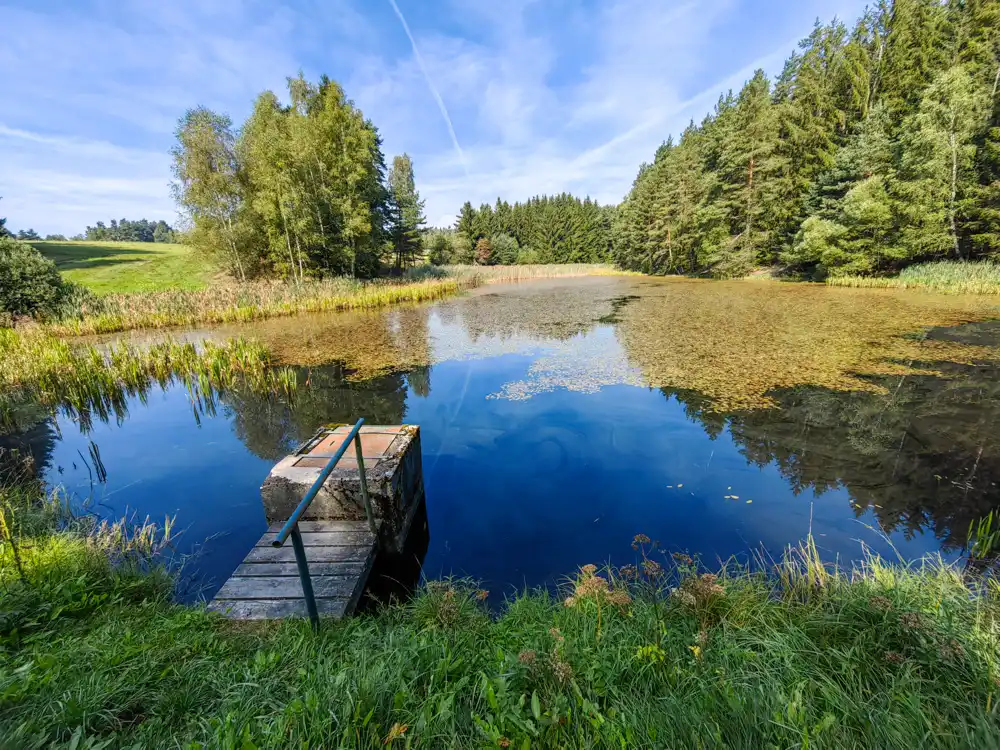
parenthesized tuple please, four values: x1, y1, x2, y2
(261, 424, 424, 554)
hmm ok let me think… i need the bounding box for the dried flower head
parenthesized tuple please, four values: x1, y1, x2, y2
(580, 564, 598, 576)
(564, 596, 577, 608)
(674, 589, 697, 607)
(551, 657, 573, 684)
(475, 589, 490, 601)
(498, 738, 511, 748)
(549, 627, 564, 643)
(632, 533, 651, 549)
(642, 560, 664, 578)
(899, 612, 924, 630)
(939, 639, 965, 662)
(672, 552, 694, 565)
(620, 564, 639, 580)
(607, 589, 632, 608)
(518, 650, 537, 665)
(883, 650, 905, 665)
(869, 596, 892, 612)
(576, 574, 610, 598)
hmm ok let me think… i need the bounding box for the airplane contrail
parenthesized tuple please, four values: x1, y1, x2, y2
(387, 0, 469, 176)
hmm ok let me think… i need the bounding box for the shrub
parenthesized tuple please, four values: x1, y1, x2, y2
(474, 237, 493, 265)
(0, 236, 69, 318)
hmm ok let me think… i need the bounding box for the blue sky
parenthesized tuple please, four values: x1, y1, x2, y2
(0, 0, 871, 236)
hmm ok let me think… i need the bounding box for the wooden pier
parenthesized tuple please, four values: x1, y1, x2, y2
(208, 520, 378, 620)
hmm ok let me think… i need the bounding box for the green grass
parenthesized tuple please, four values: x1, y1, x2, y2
(30, 241, 216, 295)
(2, 484, 999, 748)
(827, 260, 1000, 295)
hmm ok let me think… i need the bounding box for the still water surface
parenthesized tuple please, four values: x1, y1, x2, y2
(6, 277, 1000, 602)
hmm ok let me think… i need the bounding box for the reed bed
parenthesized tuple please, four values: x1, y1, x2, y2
(48, 277, 466, 336)
(2, 487, 999, 749)
(445, 263, 638, 285)
(0, 327, 296, 431)
(827, 260, 1000, 295)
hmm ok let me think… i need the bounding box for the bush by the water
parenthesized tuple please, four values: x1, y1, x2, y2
(0, 236, 80, 321)
(2, 484, 999, 748)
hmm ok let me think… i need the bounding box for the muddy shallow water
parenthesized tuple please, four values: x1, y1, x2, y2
(6, 277, 1000, 603)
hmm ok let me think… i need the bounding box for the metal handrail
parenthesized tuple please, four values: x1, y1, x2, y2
(271, 417, 377, 630)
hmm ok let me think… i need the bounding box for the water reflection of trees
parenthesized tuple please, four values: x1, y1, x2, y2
(222, 365, 424, 461)
(666, 360, 1000, 550)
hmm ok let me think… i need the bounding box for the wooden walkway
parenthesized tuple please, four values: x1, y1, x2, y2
(208, 520, 378, 620)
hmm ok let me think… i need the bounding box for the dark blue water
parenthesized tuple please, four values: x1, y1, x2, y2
(14, 345, 991, 604)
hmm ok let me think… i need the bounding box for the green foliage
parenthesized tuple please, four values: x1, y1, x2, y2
(0, 236, 72, 318)
(0, 329, 296, 431)
(387, 154, 426, 270)
(615, 0, 1000, 279)
(489, 233, 520, 265)
(172, 74, 390, 281)
(84, 218, 175, 243)
(457, 194, 612, 265)
(3, 498, 1000, 748)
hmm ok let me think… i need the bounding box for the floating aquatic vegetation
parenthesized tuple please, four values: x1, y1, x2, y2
(102, 276, 1000, 412)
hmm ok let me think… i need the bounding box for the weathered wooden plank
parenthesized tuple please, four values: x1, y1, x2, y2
(267, 520, 377, 533)
(254, 530, 375, 548)
(233, 561, 368, 578)
(243, 544, 371, 564)
(216, 575, 359, 600)
(207, 598, 349, 620)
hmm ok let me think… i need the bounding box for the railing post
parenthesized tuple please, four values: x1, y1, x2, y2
(354, 433, 378, 537)
(290, 524, 320, 631)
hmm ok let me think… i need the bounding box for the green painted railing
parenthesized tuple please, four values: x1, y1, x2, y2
(272, 417, 376, 630)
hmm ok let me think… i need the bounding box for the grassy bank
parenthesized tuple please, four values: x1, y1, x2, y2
(1, 485, 998, 748)
(445, 263, 637, 284)
(0, 327, 295, 430)
(43, 265, 630, 337)
(48, 277, 467, 336)
(827, 260, 1000, 295)
(30, 241, 216, 294)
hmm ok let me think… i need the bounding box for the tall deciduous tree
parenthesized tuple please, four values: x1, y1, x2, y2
(171, 107, 254, 280)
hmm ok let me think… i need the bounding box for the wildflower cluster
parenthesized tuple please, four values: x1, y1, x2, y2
(564, 564, 631, 610)
(672, 573, 725, 613)
(517, 628, 573, 686)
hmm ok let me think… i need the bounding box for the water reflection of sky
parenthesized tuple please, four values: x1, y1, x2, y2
(36, 350, 956, 605)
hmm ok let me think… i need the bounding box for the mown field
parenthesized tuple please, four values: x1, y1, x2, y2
(30, 241, 216, 294)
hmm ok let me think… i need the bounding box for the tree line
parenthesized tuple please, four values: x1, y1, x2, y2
(171, 74, 424, 281)
(613, 0, 1000, 278)
(84, 218, 176, 243)
(438, 194, 613, 265)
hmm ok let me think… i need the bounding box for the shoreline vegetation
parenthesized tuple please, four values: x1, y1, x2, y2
(45, 264, 635, 337)
(827, 260, 1000, 296)
(1, 483, 998, 746)
(0, 328, 296, 431)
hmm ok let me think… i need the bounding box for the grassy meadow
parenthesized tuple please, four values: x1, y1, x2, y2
(1, 484, 999, 748)
(30, 241, 216, 294)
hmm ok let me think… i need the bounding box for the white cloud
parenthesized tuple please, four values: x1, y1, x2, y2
(0, 0, 874, 235)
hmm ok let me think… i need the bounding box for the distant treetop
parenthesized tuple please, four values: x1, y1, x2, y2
(85, 218, 176, 243)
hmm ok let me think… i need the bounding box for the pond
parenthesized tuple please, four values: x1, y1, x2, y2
(4, 276, 1000, 604)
